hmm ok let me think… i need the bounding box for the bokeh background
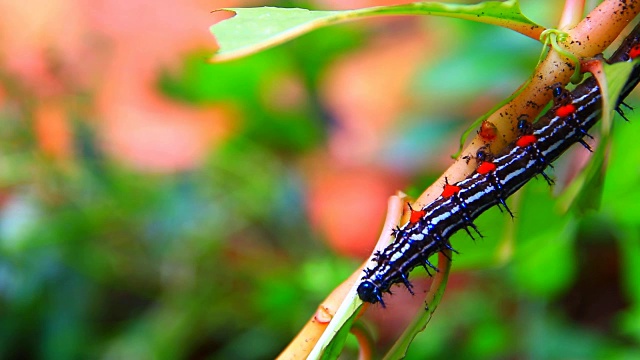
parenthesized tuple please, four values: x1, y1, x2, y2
(2, 0, 640, 358)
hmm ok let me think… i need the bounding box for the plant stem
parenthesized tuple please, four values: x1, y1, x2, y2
(559, 0, 586, 29)
(413, 0, 639, 211)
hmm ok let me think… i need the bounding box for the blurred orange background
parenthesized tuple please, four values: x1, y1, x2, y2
(0, 0, 446, 258)
(5, 1, 640, 358)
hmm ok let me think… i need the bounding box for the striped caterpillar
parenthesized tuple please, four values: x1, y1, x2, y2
(357, 33, 640, 307)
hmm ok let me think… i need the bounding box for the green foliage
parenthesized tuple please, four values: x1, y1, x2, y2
(561, 60, 640, 214)
(2, 0, 640, 359)
(318, 311, 358, 360)
(0, 31, 350, 357)
(159, 51, 327, 153)
(211, 0, 543, 62)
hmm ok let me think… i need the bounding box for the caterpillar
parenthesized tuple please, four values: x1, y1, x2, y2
(357, 30, 640, 307)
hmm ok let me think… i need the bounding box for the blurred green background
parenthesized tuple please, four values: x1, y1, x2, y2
(1, 0, 640, 359)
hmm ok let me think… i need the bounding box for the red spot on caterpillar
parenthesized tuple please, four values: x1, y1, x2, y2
(476, 161, 496, 175)
(479, 121, 497, 142)
(555, 104, 576, 117)
(630, 44, 640, 59)
(516, 135, 537, 148)
(441, 183, 461, 198)
(358, 35, 639, 305)
(409, 208, 426, 223)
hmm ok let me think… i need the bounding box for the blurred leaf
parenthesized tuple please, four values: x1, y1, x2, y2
(559, 142, 608, 214)
(619, 307, 640, 344)
(405, 289, 510, 358)
(465, 321, 509, 358)
(159, 51, 292, 104)
(617, 225, 640, 307)
(210, 1, 544, 62)
(601, 107, 640, 225)
(159, 52, 326, 153)
(559, 60, 639, 214)
(511, 223, 577, 298)
(507, 181, 577, 298)
(518, 305, 608, 359)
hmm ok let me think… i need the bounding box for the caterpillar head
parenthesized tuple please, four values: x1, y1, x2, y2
(357, 280, 386, 308)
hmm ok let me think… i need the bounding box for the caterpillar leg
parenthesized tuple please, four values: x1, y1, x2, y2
(400, 273, 414, 295)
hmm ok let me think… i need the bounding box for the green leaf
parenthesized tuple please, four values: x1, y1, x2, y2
(210, 1, 544, 62)
(384, 251, 452, 359)
(567, 140, 608, 213)
(319, 310, 359, 360)
(618, 225, 640, 306)
(510, 222, 577, 298)
(508, 181, 577, 298)
(602, 107, 640, 225)
(559, 59, 639, 214)
(308, 293, 363, 359)
(600, 60, 638, 136)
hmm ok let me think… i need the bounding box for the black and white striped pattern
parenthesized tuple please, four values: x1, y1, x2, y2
(357, 42, 640, 307)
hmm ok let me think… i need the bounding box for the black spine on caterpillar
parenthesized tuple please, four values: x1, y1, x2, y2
(357, 28, 640, 307)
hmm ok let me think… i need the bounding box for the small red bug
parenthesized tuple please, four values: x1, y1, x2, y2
(479, 121, 497, 142)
